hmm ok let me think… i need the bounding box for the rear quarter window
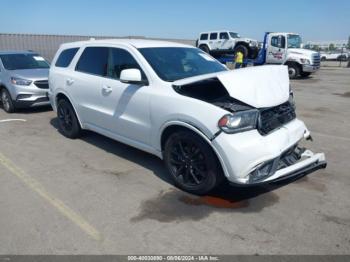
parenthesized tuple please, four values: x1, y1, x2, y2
(55, 48, 79, 67)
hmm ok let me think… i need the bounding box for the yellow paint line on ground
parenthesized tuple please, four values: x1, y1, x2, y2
(0, 152, 103, 242)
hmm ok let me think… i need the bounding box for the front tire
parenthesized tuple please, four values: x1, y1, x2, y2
(288, 63, 300, 79)
(164, 130, 224, 195)
(1, 88, 15, 113)
(57, 99, 82, 139)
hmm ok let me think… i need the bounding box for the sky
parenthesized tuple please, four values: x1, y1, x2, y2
(0, 0, 349, 42)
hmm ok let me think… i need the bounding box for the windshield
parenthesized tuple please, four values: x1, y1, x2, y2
(0, 53, 50, 70)
(287, 34, 302, 48)
(229, 32, 240, 38)
(139, 47, 227, 82)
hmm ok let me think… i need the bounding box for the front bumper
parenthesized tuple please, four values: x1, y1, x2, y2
(10, 81, 50, 108)
(246, 147, 326, 184)
(14, 94, 50, 108)
(212, 119, 326, 185)
(302, 64, 320, 73)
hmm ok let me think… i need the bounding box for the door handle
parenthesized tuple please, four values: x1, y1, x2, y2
(66, 78, 74, 86)
(102, 85, 112, 94)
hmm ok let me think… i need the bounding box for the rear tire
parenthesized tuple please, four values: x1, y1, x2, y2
(57, 99, 82, 139)
(1, 88, 15, 113)
(164, 130, 224, 195)
(199, 45, 210, 54)
(288, 63, 300, 79)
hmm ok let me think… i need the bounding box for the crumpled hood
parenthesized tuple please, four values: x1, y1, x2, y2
(173, 65, 290, 108)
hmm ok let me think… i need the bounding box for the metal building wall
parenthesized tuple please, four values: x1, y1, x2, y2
(0, 33, 195, 61)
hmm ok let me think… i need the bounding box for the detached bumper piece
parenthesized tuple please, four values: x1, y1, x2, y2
(248, 145, 326, 184)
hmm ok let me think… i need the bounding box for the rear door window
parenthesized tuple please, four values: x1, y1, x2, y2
(210, 33, 218, 40)
(55, 48, 79, 67)
(75, 47, 109, 76)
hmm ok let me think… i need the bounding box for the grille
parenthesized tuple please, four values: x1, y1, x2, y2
(258, 101, 296, 135)
(34, 80, 49, 89)
(312, 53, 321, 66)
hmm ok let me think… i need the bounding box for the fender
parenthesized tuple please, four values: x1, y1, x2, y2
(157, 120, 230, 178)
(199, 44, 211, 51)
(53, 89, 85, 129)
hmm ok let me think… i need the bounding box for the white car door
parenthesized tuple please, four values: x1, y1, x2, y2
(209, 32, 219, 50)
(97, 47, 152, 146)
(69, 46, 110, 128)
(266, 34, 287, 64)
(219, 32, 232, 51)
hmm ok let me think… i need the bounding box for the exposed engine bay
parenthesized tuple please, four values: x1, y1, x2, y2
(173, 78, 253, 112)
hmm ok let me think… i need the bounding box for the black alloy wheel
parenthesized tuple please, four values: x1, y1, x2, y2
(57, 99, 81, 139)
(164, 130, 223, 195)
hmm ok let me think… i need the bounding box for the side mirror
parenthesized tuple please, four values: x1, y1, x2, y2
(120, 68, 148, 85)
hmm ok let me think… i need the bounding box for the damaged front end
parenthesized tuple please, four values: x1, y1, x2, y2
(172, 77, 297, 137)
(172, 66, 326, 184)
(248, 145, 327, 184)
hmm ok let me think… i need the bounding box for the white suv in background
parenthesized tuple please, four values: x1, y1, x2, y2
(49, 39, 326, 195)
(196, 31, 259, 59)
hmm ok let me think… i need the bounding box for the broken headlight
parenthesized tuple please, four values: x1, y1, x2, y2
(218, 110, 259, 134)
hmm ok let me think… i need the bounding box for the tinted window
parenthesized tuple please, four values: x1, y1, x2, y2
(287, 34, 302, 48)
(200, 34, 208, 40)
(76, 47, 108, 76)
(0, 53, 50, 70)
(55, 48, 79, 67)
(220, 32, 229, 40)
(229, 32, 240, 38)
(271, 36, 286, 48)
(108, 48, 146, 80)
(139, 47, 227, 82)
(210, 33, 218, 40)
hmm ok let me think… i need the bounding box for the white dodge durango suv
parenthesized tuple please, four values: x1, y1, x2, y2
(49, 39, 326, 195)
